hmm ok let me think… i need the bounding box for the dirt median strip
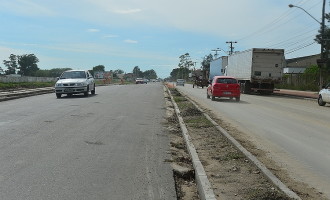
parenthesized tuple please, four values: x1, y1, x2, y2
(166, 86, 217, 200)
(166, 85, 305, 200)
(187, 97, 301, 200)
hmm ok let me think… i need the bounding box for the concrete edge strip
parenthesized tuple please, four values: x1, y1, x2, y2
(165, 86, 217, 200)
(0, 88, 54, 102)
(185, 94, 302, 200)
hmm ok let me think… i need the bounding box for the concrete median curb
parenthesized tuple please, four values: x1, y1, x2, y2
(166, 86, 217, 200)
(0, 87, 54, 102)
(274, 89, 318, 99)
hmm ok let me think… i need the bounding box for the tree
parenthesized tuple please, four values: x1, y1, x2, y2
(34, 68, 72, 77)
(315, 4, 330, 71)
(34, 69, 49, 77)
(178, 53, 194, 79)
(143, 69, 157, 79)
(17, 54, 39, 76)
(170, 67, 190, 80)
(114, 69, 124, 74)
(50, 68, 72, 77)
(201, 54, 213, 79)
(3, 54, 18, 75)
(113, 69, 124, 78)
(133, 66, 143, 78)
(93, 65, 105, 72)
(304, 65, 319, 75)
(91, 65, 105, 76)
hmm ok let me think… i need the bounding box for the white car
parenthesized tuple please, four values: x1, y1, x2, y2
(54, 70, 95, 98)
(318, 82, 330, 106)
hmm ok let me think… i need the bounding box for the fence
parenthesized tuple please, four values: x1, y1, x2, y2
(280, 72, 330, 91)
(0, 76, 57, 83)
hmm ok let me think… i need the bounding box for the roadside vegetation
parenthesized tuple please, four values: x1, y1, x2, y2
(1, 55, 159, 85)
(0, 79, 136, 90)
(276, 65, 330, 91)
(0, 82, 55, 90)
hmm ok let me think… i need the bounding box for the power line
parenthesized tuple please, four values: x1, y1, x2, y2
(267, 29, 318, 48)
(237, 0, 322, 44)
(285, 41, 317, 54)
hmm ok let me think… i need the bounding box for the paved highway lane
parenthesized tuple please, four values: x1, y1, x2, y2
(0, 83, 176, 200)
(176, 84, 330, 198)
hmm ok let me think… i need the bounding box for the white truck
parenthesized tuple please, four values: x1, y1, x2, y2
(209, 56, 228, 80)
(224, 48, 285, 94)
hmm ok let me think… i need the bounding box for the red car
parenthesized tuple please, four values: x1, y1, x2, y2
(207, 76, 240, 101)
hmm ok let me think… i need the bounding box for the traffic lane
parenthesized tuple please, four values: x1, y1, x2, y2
(176, 84, 330, 197)
(0, 83, 176, 200)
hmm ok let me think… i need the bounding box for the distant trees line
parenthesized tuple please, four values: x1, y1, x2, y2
(2, 54, 40, 76)
(169, 53, 213, 80)
(92, 65, 157, 80)
(1, 54, 158, 80)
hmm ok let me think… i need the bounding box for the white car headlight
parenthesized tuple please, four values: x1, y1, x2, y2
(76, 82, 87, 86)
(56, 83, 63, 87)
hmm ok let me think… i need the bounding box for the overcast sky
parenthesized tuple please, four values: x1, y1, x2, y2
(0, 0, 328, 78)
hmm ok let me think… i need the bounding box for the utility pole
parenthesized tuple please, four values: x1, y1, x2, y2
(320, 0, 326, 87)
(289, 1, 327, 88)
(211, 48, 221, 59)
(226, 41, 237, 55)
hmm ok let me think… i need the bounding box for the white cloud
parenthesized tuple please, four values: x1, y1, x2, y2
(0, 0, 324, 76)
(103, 34, 119, 38)
(124, 39, 138, 44)
(87, 29, 100, 32)
(114, 8, 142, 14)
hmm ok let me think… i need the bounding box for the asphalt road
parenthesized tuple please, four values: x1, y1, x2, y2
(0, 83, 176, 200)
(176, 84, 330, 198)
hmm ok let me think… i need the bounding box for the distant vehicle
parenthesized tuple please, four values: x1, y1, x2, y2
(54, 70, 95, 98)
(144, 79, 149, 84)
(136, 78, 146, 84)
(176, 79, 185, 86)
(207, 76, 240, 101)
(318, 83, 330, 106)
(192, 76, 208, 88)
(210, 48, 285, 94)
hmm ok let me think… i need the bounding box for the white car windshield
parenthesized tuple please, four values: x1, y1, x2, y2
(60, 71, 86, 79)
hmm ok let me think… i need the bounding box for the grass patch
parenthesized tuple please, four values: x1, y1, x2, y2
(173, 96, 186, 102)
(246, 188, 289, 200)
(169, 88, 182, 96)
(181, 106, 202, 117)
(185, 116, 214, 128)
(177, 101, 194, 110)
(223, 152, 245, 161)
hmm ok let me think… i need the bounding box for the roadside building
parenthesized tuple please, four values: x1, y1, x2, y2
(284, 54, 320, 74)
(283, 54, 320, 87)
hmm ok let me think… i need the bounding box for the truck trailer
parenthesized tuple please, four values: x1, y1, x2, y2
(225, 48, 285, 94)
(209, 56, 228, 80)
